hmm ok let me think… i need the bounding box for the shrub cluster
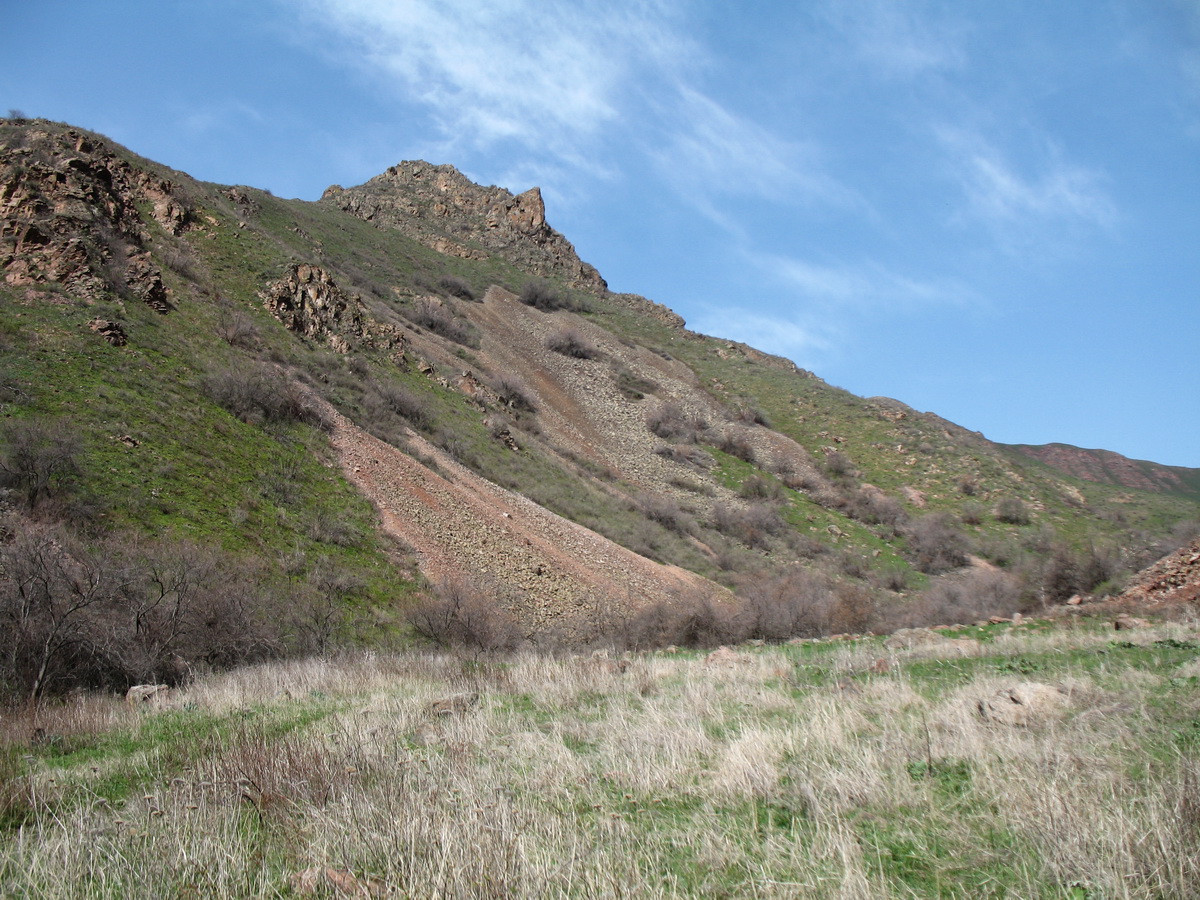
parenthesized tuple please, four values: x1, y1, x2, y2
(438, 275, 476, 302)
(204, 364, 327, 429)
(0, 518, 285, 702)
(518, 280, 573, 312)
(406, 298, 478, 347)
(406, 578, 521, 654)
(545, 329, 598, 359)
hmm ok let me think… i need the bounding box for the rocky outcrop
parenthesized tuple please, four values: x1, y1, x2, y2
(1114, 538, 1200, 607)
(0, 125, 183, 309)
(259, 264, 406, 357)
(322, 161, 607, 293)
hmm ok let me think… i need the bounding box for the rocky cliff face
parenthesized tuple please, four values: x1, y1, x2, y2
(322, 161, 607, 293)
(0, 126, 180, 312)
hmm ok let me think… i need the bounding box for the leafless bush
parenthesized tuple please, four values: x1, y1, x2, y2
(712, 502, 785, 549)
(732, 402, 770, 427)
(612, 366, 657, 400)
(995, 496, 1031, 525)
(545, 329, 598, 359)
(739, 475, 783, 501)
(960, 501, 986, 526)
(737, 569, 833, 641)
(617, 596, 738, 650)
(654, 444, 715, 470)
(635, 493, 692, 535)
(0, 520, 282, 702)
(364, 380, 433, 431)
(845, 487, 908, 532)
(406, 579, 522, 654)
(438, 275, 476, 302)
(0, 418, 81, 512)
(490, 373, 536, 414)
(204, 365, 327, 429)
(893, 569, 1021, 629)
(214, 304, 261, 349)
(647, 402, 708, 443)
(904, 512, 970, 574)
(406, 298, 478, 347)
(714, 429, 757, 463)
(823, 450, 857, 481)
(519, 280, 573, 311)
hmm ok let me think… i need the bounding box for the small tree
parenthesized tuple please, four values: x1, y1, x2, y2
(0, 419, 82, 512)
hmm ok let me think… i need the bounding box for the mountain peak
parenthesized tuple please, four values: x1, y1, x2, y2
(321, 160, 605, 293)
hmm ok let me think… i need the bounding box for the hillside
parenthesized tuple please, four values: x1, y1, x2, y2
(1, 117, 1198, 681)
(1006, 442, 1200, 502)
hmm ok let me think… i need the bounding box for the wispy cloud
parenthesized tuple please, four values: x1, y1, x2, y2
(820, 0, 966, 78)
(293, 0, 689, 173)
(937, 126, 1116, 245)
(690, 249, 975, 367)
(289, 0, 851, 221)
(749, 249, 974, 311)
(688, 306, 833, 366)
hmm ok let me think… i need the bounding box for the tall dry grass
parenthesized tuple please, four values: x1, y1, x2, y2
(1, 618, 1198, 897)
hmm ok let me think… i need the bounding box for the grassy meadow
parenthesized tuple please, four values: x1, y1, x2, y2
(2, 615, 1199, 898)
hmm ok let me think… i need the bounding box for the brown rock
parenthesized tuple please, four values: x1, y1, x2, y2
(427, 692, 480, 716)
(977, 682, 1069, 726)
(705, 646, 744, 667)
(1114, 615, 1150, 630)
(87, 318, 127, 346)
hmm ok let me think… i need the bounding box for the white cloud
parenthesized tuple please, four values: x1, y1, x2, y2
(293, 0, 689, 170)
(688, 306, 833, 366)
(937, 127, 1116, 242)
(290, 0, 852, 221)
(748, 249, 973, 312)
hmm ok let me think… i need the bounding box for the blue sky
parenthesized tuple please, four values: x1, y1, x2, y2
(4, 1, 1198, 467)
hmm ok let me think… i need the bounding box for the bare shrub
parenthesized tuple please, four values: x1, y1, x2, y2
(737, 568, 833, 641)
(0, 520, 281, 701)
(732, 403, 770, 427)
(406, 298, 477, 347)
(545, 329, 598, 359)
(519, 280, 572, 311)
(490, 373, 536, 413)
(204, 365, 327, 429)
(905, 512, 971, 574)
(612, 366, 657, 400)
(845, 488, 907, 532)
(406, 579, 522, 653)
(995, 496, 1031, 525)
(364, 380, 433, 431)
(214, 304, 261, 350)
(647, 402, 708, 443)
(655, 444, 715, 470)
(739, 475, 783, 502)
(712, 502, 785, 549)
(898, 569, 1021, 629)
(0, 418, 82, 512)
(635, 493, 692, 535)
(715, 429, 757, 463)
(438, 275, 476, 302)
(619, 596, 737, 650)
(823, 450, 857, 481)
(960, 501, 986, 526)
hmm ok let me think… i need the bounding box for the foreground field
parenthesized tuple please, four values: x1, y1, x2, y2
(2, 616, 1199, 898)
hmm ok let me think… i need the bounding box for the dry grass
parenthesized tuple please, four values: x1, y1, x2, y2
(2, 616, 1199, 897)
